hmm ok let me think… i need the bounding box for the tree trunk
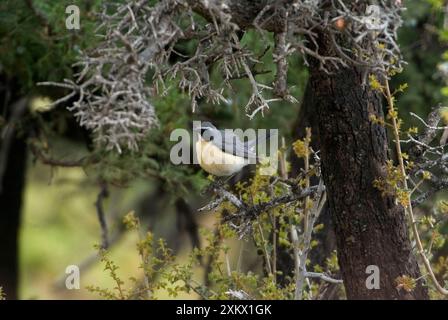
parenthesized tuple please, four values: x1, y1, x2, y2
(0, 134, 26, 300)
(310, 60, 428, 299)
(0, 80, 28, 299)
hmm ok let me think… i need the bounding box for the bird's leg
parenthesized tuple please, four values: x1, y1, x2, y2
(223, 172, 238, 184)
(200, 175, 233, 196)
(216, 173, 240, 188)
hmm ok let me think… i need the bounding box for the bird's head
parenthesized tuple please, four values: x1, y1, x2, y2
(193, 121, 219, 141)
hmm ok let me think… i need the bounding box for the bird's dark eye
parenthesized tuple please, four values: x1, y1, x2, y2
(201, 128, 214, 141)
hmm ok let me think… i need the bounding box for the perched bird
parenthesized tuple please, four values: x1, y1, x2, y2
(193, 122, 267, 177)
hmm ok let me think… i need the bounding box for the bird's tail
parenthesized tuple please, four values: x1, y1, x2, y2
(247, 130, 278, 163)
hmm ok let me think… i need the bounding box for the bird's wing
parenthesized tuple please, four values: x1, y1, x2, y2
(209, 130, 257, 160)
(247, 129, 278, 148)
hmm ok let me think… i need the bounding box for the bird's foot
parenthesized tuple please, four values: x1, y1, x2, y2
(200, 177, 227, 196)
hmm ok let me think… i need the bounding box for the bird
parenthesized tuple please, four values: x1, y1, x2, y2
(193, 121, 271, 177)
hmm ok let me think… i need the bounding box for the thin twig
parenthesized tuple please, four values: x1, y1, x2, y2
(95, 182, 109, 249)
(384, 78, 448, 296)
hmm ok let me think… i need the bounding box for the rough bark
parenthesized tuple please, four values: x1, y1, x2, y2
(310, 57, 427, 299)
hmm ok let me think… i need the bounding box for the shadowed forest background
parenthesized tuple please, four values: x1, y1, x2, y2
(1, 0, 448, 300)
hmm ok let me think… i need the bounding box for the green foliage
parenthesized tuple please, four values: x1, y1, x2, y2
(373, 160, 410, 207)
(395, 275, 417, 293)
(89, 158, 336, 300)
(79, 89, 208, 195)
(0, 0, 101, 91)
(87, 247, 127, 300)
(371, 69, 448, 296)
(394, 0, 446, 117)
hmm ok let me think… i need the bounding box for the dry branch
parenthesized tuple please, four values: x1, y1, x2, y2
(39, 0, 405, 152)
